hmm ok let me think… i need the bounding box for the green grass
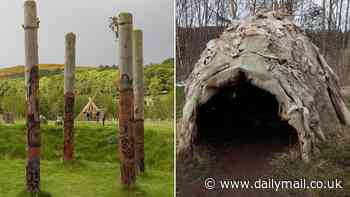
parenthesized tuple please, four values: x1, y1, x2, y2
(346, 96, 350, 109)
(270, 135, 350, 196)
(0, 120, 174, 197)
(267, 96, 350, 196)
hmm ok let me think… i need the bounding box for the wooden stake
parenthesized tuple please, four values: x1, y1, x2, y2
(23, 0, 40, 193)
(64, 32, 76, 161)
(117, 13, 136, 187)
(132, 29, 145, 173)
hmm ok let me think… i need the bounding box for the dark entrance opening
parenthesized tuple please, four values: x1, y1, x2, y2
(196, 79, 298, 146)
(177, 78, 300, 197)
(195, 78, 299, 178)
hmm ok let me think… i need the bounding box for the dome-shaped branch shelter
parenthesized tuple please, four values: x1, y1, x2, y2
(178, 11, 350, 162)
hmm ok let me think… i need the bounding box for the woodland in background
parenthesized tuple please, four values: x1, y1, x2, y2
(176, 0, 350, 85)
(0, 59, 174, 121)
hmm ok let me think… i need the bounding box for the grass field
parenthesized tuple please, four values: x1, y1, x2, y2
(0, 120, 174, 197)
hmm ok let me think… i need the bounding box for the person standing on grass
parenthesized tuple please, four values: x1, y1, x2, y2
(96, 111, 100, 123)
(102, 113, 106, 126)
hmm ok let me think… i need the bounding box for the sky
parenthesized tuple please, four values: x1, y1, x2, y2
(0, 0, 174, 67)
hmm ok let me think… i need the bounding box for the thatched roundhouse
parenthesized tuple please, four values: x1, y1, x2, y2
(76, 97, 104, 121)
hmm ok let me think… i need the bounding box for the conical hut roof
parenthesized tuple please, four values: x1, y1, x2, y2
(178, 11, 350, 162)
(75, 97, 101, 120)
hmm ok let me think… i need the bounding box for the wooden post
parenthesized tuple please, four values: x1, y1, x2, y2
(23, 0, 40, 193)
(117, 13, 136, 187)
(132, 29, 145, 173)
(64, 32, 76, 161)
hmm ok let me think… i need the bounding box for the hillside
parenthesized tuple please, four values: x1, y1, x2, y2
(0, 59, 174, 120)
(0, 64, 94, 79)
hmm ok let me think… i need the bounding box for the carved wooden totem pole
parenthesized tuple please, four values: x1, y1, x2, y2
(64, 32, 76, 161)
(117, 13, 136, 186)
(132, 29, 145, 173)
(23, 0, 41, 193)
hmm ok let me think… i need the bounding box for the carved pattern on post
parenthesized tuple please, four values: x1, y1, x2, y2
(24, 0, 40, 193)
(64, 33, 76, 161)
(134, 119, 144, 172)
(132, 30, 145, 173)
(64, 92, 75, 160)
(117, 13, 136, 186)
(26, 156, 40, 192)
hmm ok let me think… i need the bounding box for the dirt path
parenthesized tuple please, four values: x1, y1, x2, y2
(177, 136, 294, 197)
